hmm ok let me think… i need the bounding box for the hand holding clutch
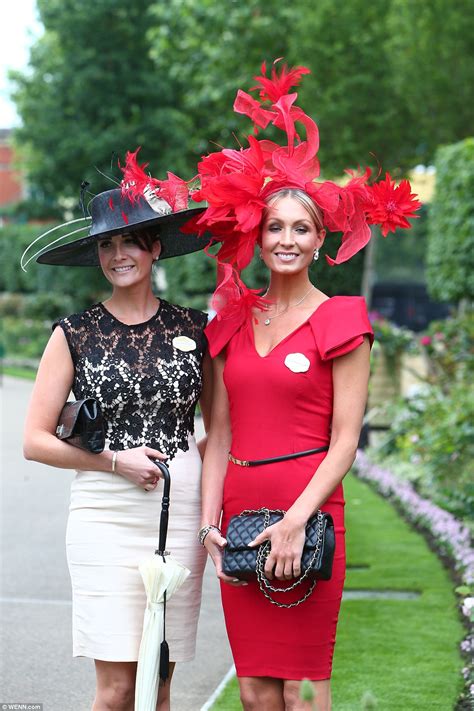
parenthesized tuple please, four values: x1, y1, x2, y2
(56, 398, 105, 453)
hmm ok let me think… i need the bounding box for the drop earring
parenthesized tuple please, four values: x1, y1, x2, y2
(313, 248, 319, 262)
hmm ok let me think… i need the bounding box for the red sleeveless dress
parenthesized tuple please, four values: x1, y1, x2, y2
(205, 296, 373, 680)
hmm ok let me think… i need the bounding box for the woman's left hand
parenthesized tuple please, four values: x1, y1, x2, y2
(249, 517, 306, 580)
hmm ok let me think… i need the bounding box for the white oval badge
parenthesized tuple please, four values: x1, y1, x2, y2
(284, 352, 310, 373)
(173, 336, 196, 352)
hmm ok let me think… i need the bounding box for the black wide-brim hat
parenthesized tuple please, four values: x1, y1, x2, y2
(36, 188, 209, 266)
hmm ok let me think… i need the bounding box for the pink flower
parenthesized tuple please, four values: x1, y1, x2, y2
(368, 310, 384, 324)
(420, 335, 432, 346)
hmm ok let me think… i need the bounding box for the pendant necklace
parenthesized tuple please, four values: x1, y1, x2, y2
(263, 285, 315, 326)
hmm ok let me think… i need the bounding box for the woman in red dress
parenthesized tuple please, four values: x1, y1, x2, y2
(202, 188, 372, 710)
(193, 62, 420, 710)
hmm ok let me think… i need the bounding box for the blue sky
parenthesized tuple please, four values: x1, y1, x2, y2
(1, 0, 42, 128)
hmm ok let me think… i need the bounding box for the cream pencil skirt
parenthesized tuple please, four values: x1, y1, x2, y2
(66, 436, 207, 662)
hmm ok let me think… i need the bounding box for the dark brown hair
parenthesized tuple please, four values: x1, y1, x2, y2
(130, 228, 161, 252)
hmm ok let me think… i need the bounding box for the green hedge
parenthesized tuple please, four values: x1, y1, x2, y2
(0, 222, 107, 310)
(427, 138, 474, 304)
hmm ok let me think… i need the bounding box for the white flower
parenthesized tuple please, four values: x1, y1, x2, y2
(462, 597, 474, 618)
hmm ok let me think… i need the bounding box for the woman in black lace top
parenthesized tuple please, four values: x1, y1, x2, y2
(23, 166, 212, 711)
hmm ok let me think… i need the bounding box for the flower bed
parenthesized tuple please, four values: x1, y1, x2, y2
(355, 450, 474, 708)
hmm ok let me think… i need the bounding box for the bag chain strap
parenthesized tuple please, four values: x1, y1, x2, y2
(239, 507, 324, 609)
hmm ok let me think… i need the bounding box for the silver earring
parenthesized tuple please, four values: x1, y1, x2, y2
(313, 249, 319, 262)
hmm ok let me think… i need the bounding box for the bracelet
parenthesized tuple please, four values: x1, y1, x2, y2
(111, 451, 118, 474)
(198, 524, 221, 546)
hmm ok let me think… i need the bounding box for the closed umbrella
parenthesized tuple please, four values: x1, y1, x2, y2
(135, 461, 190, 711)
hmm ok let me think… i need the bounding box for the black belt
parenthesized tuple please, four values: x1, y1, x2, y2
(228, 446, 329, 467)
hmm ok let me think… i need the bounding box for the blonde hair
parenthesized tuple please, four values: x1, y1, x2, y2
(265, 188, 324, 231)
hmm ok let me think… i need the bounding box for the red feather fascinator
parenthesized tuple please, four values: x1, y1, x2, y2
(181, 59, 421, 318)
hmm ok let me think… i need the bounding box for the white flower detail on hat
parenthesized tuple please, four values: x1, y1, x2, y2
(173, 336, 197, 352)
(284, 353, 310, 373)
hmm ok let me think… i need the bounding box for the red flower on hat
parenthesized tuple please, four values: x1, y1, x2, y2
(365, 173, 422, 236)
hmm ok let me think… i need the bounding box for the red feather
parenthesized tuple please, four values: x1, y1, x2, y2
(155, 172, 192, 212)
(119, 147, 160, 202)
(250, 59, 311, 104)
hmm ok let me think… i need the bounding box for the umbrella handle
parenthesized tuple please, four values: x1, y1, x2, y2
(154, 460, 171, 556)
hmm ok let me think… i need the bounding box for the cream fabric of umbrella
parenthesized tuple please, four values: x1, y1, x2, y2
(135, 552, 190, 711)
(134, 461, 191, 711)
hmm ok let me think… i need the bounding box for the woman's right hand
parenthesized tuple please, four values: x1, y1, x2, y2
(113, 445, 167, 491)
(204, 529, 248, 587)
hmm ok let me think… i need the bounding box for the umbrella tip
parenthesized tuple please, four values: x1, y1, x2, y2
(159, 640, 170, 682)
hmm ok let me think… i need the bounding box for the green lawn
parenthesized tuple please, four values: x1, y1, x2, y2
(210, 474, 463, 710)
(2, 365, 37, 380)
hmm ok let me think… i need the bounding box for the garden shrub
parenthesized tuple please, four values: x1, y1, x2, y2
(2, 317, 51, 361)
(0, 222, 106, 308)
(375, 312, 474, 521)
(427, 137, 474, 304)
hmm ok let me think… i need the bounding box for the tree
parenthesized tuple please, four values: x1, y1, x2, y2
(426, 138, 474, 305)
(387, 0, 474, 166)
(287, 0, 413, 176)
(149, 0, 295, 158)
(10, 0, 194, 203)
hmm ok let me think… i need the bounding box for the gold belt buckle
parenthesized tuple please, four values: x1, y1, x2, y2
(228, 453, 250, 467)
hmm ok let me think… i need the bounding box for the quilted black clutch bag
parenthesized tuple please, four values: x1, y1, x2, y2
(223, 508, 335, 582)
(56, 398, 105, 453)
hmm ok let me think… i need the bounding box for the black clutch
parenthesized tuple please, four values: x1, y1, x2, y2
(223, 508, 335, 581)
(222, 508, 335, 608)
(56, 398, 105, 453)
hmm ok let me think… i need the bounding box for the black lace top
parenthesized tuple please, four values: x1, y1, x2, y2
(54, 300, 208, 460)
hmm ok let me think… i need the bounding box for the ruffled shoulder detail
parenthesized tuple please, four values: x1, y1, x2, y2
(310, 296, 374, 361)
(205, 310, 247, 358)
